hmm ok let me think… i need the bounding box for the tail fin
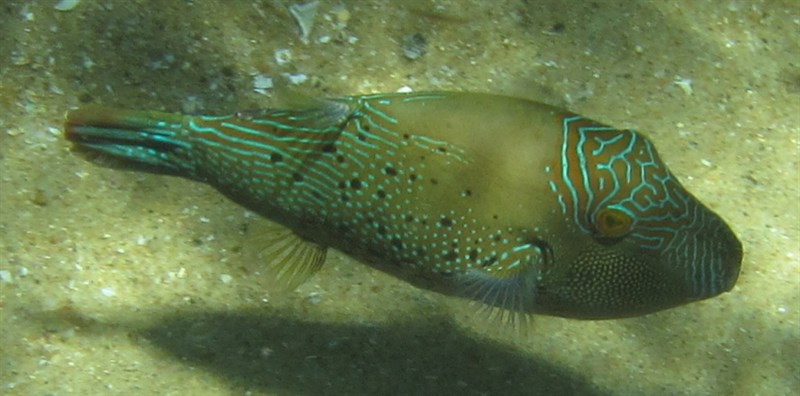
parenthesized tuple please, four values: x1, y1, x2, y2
(64, 107, 196, 174)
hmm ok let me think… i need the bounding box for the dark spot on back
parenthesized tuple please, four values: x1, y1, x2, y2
(357, 133, 367, 142)
(403, 133, 410, 139)
(321, 144, 336, 153)
(384, 166, 397, 176)
(405, 215, 414, 222)
(439, 217, 453, 227)
(292, 173, 304, 183)
(443, 251, 458, 261)
(463, 189, 472, 197)
(271, 153, 283, 163)
(468, 249, 478, 261)
(377, 225, 387, 235)
(376, 190, 386, 199)
(336, 155, 345, 163)
(430, 178, 438, 185)
(351, 178, 362, 189)
(338, 181, 347, 189)
(409, 174, 418, 182)
(78, 92, 93, 104)
(391, 237, 403, 250)
(437, 147, 447, 153)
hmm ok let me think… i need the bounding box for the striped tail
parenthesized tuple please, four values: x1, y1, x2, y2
(64, 107, 196, 174)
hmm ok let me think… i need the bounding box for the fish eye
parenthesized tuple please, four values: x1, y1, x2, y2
(592, 207, 634, 242)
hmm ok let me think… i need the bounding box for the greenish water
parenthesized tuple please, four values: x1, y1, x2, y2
(1, 1, 798, 395)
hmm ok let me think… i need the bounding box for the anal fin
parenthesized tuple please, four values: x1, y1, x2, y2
(242, 220, 328, 293)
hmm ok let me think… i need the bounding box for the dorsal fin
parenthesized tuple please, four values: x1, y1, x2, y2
(227, 83, 353, 164)
(272, 78, 353, 129)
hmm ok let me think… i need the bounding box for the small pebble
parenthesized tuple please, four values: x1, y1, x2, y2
(402, 33, 428, 60)
(219, 274, 233, 284)
(0, 270, 12, 283)
(82, 55, 95, 70)
(181, 96, 203, 114)
(20, 7, 34, 21)
(31, 189, 48, 206)
(283, 72, 308, 85)
(674, 77, 693, 96)
(307, 291, 321, 304)
(54, 0, 80, 11)
(289, 1, 319, 43)
(253, 74, 273, 94)
(332, 5, 350, 28)
(274, 49, 292, 65)
(100, 287, 116, 297)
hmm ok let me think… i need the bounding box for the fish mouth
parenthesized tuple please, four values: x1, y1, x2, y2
(719, 229, 743, 293)
(687, 219, 743, 300)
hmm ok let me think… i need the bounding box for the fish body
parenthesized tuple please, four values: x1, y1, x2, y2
(64, 91, 742, 319)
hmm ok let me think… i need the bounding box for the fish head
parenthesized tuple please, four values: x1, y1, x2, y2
(539, 118, 743, 319)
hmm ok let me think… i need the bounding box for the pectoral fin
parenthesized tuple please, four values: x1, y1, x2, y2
(454, 239, 550, 323)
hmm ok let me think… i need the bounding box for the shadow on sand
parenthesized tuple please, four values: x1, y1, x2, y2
(133, 308, 607, 396)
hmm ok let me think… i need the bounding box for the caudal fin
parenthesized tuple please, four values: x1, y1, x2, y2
(64, 106, 195, 174)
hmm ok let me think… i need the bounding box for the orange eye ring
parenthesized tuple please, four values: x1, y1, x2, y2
(594, 207, 634, 238)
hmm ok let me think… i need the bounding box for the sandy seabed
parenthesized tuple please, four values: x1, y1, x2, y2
(1, 1, 798, 395)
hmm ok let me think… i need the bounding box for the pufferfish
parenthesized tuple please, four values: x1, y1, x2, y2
(64, 91, 742, 319)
